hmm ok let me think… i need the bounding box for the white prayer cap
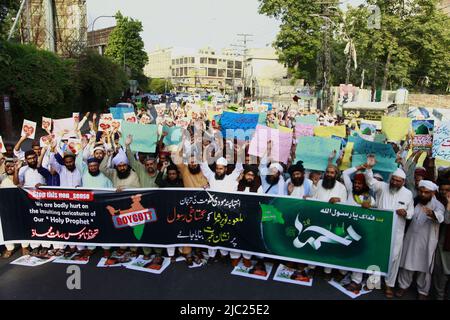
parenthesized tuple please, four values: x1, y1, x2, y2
(269, 162, 284, 174)
(112, 149, 129, 167)
(373, 173, 384, 181)
(392, 168, 406, 179)
(418, 180, 438, 192)
(216, 157, 228, 166)
(92, 145, 105, 153)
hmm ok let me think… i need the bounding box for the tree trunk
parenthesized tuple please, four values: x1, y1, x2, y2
(345, 52, 351, 85)
(382, 50, 392, 91)
(371, 59, 377, 102)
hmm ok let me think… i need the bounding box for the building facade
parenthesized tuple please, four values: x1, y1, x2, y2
(87, 26, 115, 56)
(143, 47, 172, 78)
(144, 46, 244, 93)
(171, 47, 243, 92)
(19, 0, 87, 57)
(244, 47, 289, 100)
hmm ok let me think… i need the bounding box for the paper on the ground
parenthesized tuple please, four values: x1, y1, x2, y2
(125, 255, 171, 274)
(272, 264, 314, 287)
(231, 260, 273, 281)
(328, 279, 372, 299)
(10, 254, 56, 267)
(97, 251, 135, 268)
(53, 252, 90, 265)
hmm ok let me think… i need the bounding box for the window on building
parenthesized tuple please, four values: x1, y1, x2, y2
(172, 59, 176, 65)
(190, 57, 195, 63)
(227, 70, 233, 78)
(172, 69, 175, 76)
(235, 61, 242, 69)
(227, 60, 234, 69)
(226, 79, 233, 86)
(200, 57, 207, 64)
(235, 70, 242, 78)
(184, 67, 188, 76)
(184, 57, 188, 64)
(208, 58, 217, 65)
(208, 68, 217, 77)
(218, 69, 225, 77)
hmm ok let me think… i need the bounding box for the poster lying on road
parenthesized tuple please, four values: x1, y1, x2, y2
(0, 188, 394, 275)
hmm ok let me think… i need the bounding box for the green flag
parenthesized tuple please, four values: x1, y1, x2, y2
(260, 204, 285, 224)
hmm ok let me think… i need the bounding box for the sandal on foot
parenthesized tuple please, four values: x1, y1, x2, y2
(2, 250, 13, 258)
(344, 281, 362, 294)
(385, 287, 394, 299)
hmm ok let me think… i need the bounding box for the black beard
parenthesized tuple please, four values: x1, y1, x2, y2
(291, 177, 304, 187)
(266, 175, 280, 185)
(215, 173, 225, 180)
(28, 162, 37, 170)
(66, 166, 76, 172)
(89, 170, 100, 177)
(322, 176, 336, 189)
(117, 166, 131, 179)
(418, 197, 431, 205)
(188, 166, 201, 174)
(244, 179, 255, 187)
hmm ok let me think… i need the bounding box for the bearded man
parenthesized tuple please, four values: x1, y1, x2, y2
(396, 180, 444, 300)
(364, 159, 414, 299)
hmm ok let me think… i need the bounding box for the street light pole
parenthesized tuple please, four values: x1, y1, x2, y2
(90, 15, 115, 54)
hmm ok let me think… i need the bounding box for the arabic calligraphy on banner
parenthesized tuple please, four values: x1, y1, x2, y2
(432, 121, 450, 161)
(0, 188, 394, 274)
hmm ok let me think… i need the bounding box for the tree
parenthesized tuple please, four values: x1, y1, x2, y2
(0, 0, 20, 40)
(258, 0, 450, 93)
(75, 50, 128, 113)
(0, 41, 77, 127)
(0, 40, 129, 129)
(258, 0, 327, 82)
(148, 78, 173, 94)
(105, 11, 148, 75)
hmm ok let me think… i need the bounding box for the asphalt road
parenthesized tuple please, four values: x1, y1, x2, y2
(0, 250, 418, 300)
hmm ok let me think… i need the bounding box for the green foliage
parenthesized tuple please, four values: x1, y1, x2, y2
(0, 41, 77, 127)
(105, 11, 149, 74)
(258, 0, 450, 93)
(148, 78, 173, 94)
(0, 41, 128, 128)
(0, 0, 20, 40)
(75, 50, 128, 113)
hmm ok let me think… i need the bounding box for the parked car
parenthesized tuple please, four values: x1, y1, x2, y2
(149, 94, 161, 104)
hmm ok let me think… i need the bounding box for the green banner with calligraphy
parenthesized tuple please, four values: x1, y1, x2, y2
(0, 188, 394, 275)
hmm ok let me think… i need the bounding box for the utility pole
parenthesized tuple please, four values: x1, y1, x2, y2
(312, 1, 342, 111)
(231, 33, 253, 106)
(7, 0, 27, 41)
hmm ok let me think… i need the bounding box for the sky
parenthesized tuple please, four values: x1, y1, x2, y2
(86, 0, 366, 53)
